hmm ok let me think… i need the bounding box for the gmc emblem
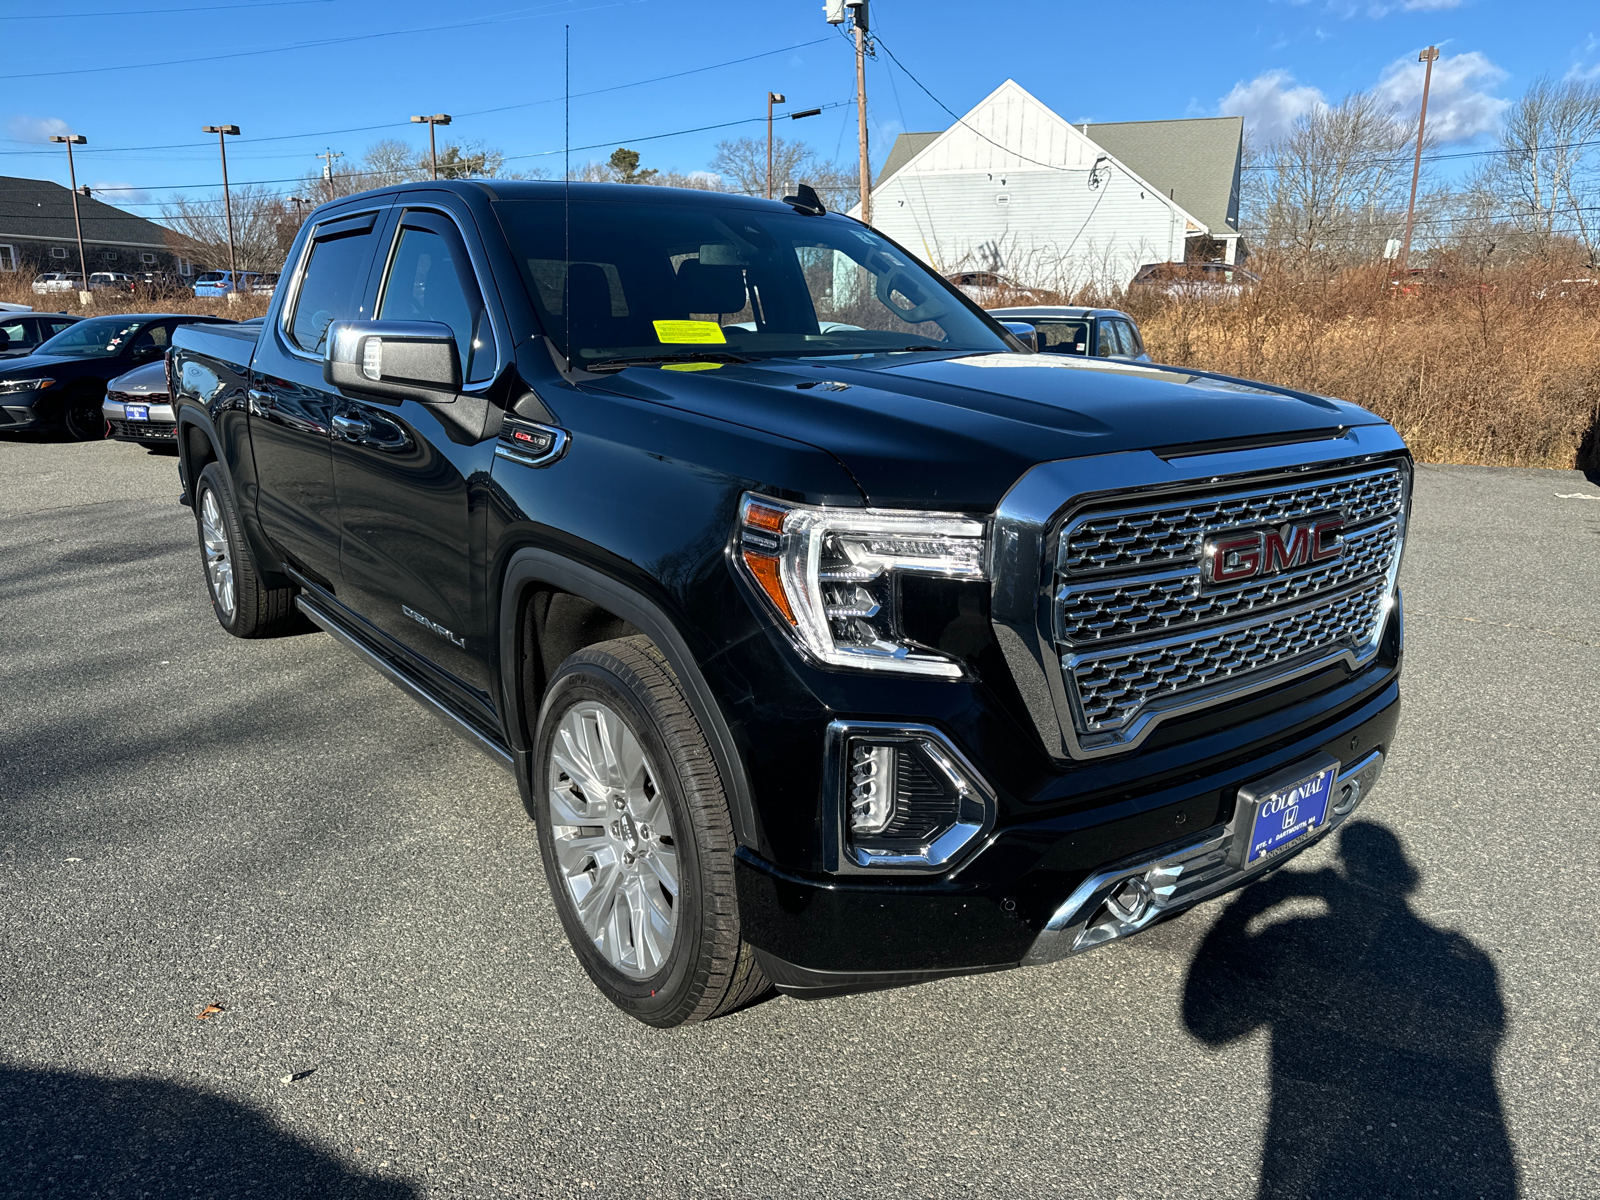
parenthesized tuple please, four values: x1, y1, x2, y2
(1203, 516, 1344, 585)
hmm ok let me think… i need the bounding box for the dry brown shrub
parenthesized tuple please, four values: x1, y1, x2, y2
(0, 273, 271, 321)
(1120, 262, 1600, 470)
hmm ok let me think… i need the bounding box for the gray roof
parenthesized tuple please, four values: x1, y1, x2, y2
(0, 175, 175, 248)
(875, 132, 940, 187)
(1081, 117, 1243, 235)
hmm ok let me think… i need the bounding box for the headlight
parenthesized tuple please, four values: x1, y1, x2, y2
(0, 378, 54, 394)
(736, 492, 987, 678)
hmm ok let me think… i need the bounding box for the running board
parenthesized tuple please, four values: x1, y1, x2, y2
(294, 595, 515, 774)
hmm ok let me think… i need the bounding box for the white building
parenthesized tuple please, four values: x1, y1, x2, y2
(856, 80, 1245, 291)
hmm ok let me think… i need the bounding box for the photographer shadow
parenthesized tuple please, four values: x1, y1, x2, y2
(1182, 821, 1518, 1199)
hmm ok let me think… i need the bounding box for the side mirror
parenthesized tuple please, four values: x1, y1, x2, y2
(324, 319, 461, 403)
(999, 321, 1038, 353)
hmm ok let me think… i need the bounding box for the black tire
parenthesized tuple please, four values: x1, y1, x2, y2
(192, 462, 302, 638)
(60, 387, 106, 442)
(532, 635, 769, 1027)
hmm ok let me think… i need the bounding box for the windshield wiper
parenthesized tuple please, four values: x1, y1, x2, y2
(586, 352, 753, 372)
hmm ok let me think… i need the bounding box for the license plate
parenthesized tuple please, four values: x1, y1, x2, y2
(1234, 756, 1339, 866)
(125, 404, 149, 421)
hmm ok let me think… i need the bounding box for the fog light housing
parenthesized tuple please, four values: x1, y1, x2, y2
(828, 721, 996, 872)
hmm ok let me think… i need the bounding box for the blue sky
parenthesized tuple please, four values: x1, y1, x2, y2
(1, 0, 1595, 218)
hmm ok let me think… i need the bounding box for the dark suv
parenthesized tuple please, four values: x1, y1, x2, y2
(169, 181, 1408, 1027)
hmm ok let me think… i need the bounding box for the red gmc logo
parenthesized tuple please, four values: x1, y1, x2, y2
(1204, 516, 1344, 585)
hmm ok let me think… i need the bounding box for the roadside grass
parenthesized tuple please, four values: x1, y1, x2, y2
(8, 263, 1597, 470)
(1121, 264, 1600, 472)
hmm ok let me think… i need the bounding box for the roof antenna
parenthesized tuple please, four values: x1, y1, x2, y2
(563, 24, 572, 373)
(781, 182, 826, 215)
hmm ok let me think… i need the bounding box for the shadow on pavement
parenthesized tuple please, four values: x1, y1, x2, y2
(0, 1063, 418, 1199)
(1182, 821, 1518, 1200)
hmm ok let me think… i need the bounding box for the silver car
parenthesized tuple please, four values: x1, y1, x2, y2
(986, 305, 1152, 362)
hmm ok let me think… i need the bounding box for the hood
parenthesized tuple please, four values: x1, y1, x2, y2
(0, 353, 86, 377)
(106, 360, 168, 397)
(593, 352, 1385, 510)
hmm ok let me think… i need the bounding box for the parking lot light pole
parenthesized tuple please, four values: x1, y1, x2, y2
(49, 134, 91, 306)
(411, 114, 452, 180)
(766, 93, 785, 199)
(202, 125, 241, 302)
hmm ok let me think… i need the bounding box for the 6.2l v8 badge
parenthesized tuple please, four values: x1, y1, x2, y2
(1203, 515, 1344, 585)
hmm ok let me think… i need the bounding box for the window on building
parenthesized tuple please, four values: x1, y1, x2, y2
(140, 252, 157, 264)
(177, 258, 193, 276)
(102, 251, 117, 262)
(0, 244, 16, 272)
(51, 247, 69, 260)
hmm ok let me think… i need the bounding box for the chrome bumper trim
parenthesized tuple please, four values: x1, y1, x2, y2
(1021, 749, 1385, 967)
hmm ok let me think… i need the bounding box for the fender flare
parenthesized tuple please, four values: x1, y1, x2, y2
(174, 410, 222, 503)
(499, 549, 760, 851)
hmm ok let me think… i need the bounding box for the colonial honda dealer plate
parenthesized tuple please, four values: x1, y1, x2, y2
(1230, 752, 1341, 868)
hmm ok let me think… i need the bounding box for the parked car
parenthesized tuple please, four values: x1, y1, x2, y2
(0, 311, 83, 359)
(1385, 268, 1495, 297)
(250, 272, 281, 297)
(31, 272, 85, 295)
(193, 270, 262, 297)
(986, 305, 1151, 362)
(945, 270, 1041, 304)
(88, 271, 137, 293)
(1130, 261, 1260, 300)
(170, 180, 1407, 1027)
(0, 313, 233, 440)
(101, 359, 177, 447)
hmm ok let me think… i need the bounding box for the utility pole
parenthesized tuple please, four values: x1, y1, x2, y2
(48, 133, 90, 306)
(1398, 45, 1440, 274)
(202, 125, 241, 300)
(827, 0, 871, 221)
(410, 114, 452, 180)
(316, 149, 344, 201)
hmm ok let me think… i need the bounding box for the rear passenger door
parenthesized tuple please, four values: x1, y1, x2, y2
(248, 207, 385, 591)
(328, 203, 503, 713)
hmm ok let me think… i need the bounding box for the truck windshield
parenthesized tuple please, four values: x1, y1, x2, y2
(36, 316, 145, 358)
(494, 198, 1010, 369)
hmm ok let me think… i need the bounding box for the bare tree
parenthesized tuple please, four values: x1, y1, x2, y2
(1472, 76, 1600, 265)
(1246, 93, 1421, 269)
(360, 138, 428, 188)
(161, 183, 295, 272)
(710, 136, 858, 211)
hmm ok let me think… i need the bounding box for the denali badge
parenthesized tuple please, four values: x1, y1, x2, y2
(1203, 516, 1344, 585)
(401, 604, 466, 648)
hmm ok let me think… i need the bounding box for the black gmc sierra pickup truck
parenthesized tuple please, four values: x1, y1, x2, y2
(169, 180, 1408, 1027)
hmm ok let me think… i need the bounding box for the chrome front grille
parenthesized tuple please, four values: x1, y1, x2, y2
(1059, 468, 1405, 576)
(1051, 461, 1407, 753)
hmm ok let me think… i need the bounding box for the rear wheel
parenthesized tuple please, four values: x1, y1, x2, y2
(193, 462, 302, 638)
(532, 636, 769, 1027)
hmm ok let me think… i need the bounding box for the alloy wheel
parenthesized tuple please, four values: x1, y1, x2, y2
(547, 700, 679, 979)
(199, 486, 236, 621)
(64, 399, 104, 441)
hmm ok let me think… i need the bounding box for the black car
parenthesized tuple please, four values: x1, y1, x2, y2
(0, 311, 82, 359)
(0, 313, 232, 440)
(169, 180, 1408, 1027)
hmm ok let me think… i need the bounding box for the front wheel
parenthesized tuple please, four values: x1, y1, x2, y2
(61, 390, 106, 441)
(532, 636, 768, 1027)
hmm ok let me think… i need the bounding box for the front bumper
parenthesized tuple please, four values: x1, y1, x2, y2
(739, 676, 1400, 997)
(102, 398, 176, 442)
(0, 396, 48, 430)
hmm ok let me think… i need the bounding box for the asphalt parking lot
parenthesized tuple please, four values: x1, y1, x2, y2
(1, 435, 1596, 1199)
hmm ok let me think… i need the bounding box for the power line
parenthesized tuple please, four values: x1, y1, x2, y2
(0, 0, 337, 20)
(1240, 137, 1600, 172)
(0, 36, 834, 160)
(0, 0, 623, 81)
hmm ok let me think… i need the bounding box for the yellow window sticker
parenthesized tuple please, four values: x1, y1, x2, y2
(652, 319, 727, 345)
(661, 362, 722, 372)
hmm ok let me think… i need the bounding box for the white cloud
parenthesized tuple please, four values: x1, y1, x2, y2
(1372, 50, 1509, 142)
(1400, 0, 1462, 10)
(1218, 70, 1329, 142)
(89, 181, 148, 206)
(5, 114, 72, 143)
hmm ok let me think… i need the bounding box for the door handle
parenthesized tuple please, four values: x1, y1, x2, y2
(246, 388, 273, 415)
(331, 413, 371, 439)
